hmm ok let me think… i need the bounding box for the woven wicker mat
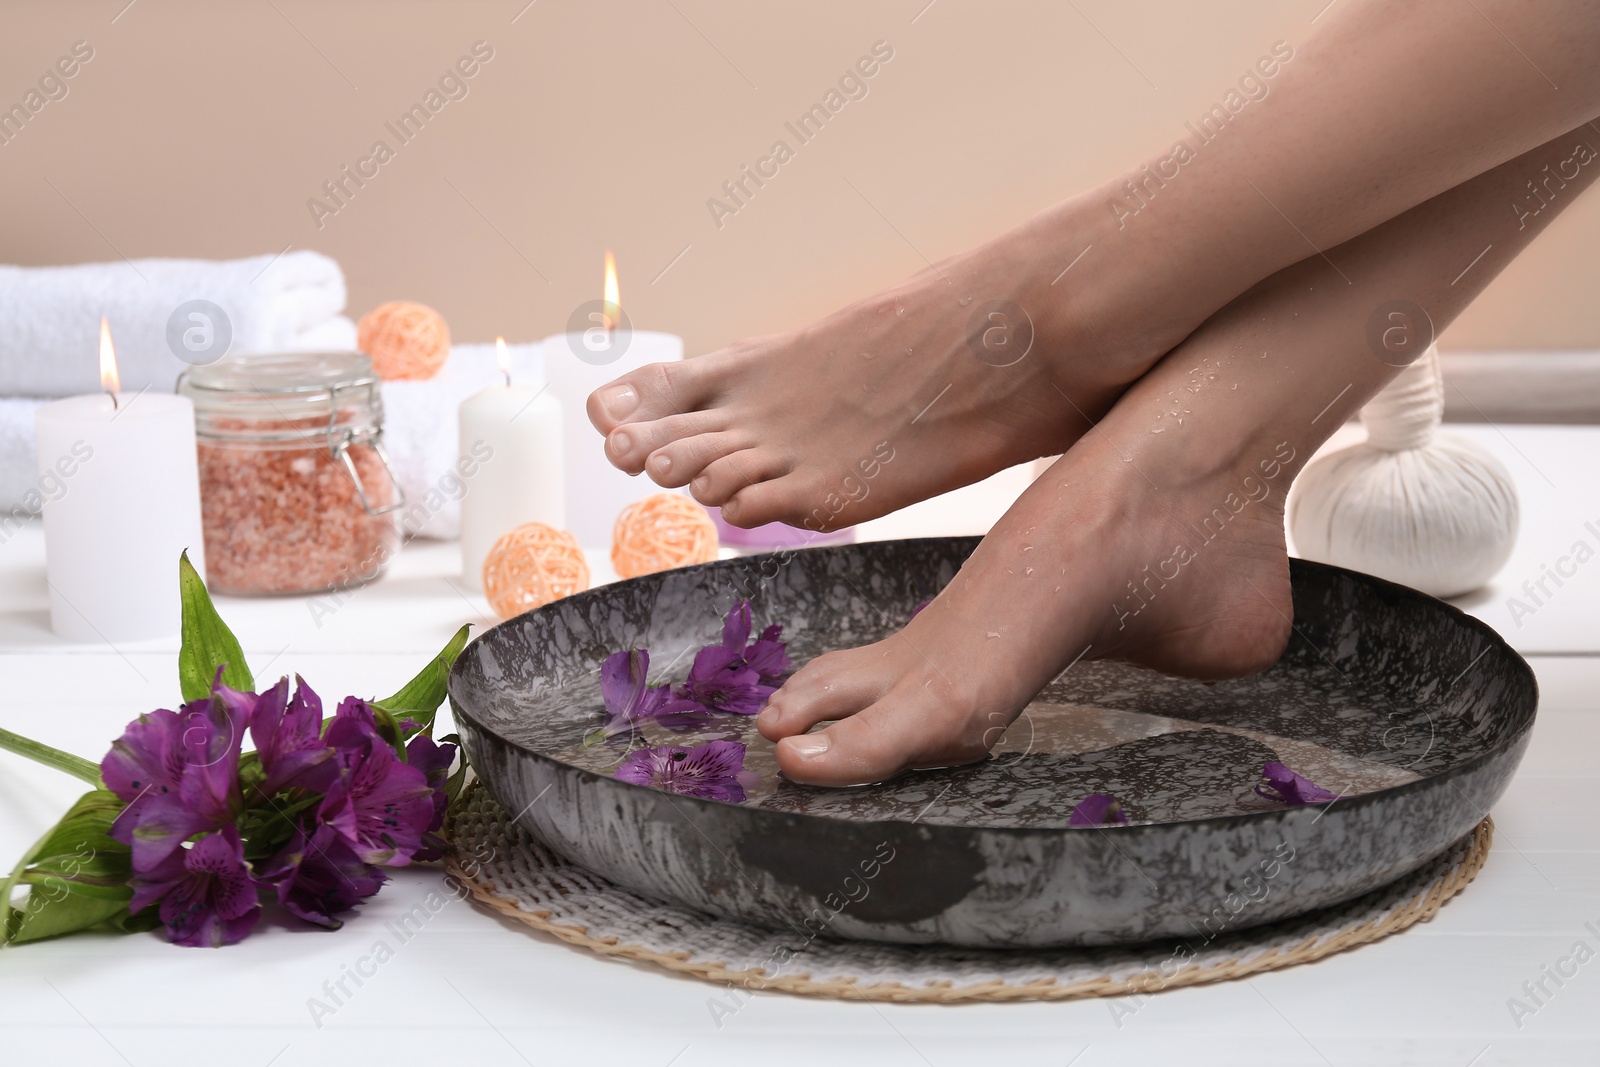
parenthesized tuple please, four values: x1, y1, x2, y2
(442, 782, 1492, 1003)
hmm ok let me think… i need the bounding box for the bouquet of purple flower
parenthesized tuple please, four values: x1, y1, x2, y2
(0, 553, 470, 948)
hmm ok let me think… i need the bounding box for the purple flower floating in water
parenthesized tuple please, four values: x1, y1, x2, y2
(615, 740, 752, 803)
(102, 676, 246, 873)
(1255, 762, 1341, 806)
(1069, 794, 1129, 828)
(594, 602, 792, 735)
(678, 644, 772, 716)
(127, 825, 260, 948)
(597, 648, 706, 739)
(257, 823, 386, 929)
(719, 601, 791, 686)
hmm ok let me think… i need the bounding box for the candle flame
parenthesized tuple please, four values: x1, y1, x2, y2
(495, 336, 511, 385)
(602, 250, 620, 331)
(99, 317, 121, 396)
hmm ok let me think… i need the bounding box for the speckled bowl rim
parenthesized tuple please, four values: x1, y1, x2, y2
(448, 543, 1539, 841)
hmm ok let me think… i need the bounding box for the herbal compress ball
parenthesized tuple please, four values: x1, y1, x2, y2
(1289, 345, 1519, 598)
(612, 493, 719, 579)
(358, 301, 450, 380)
(482, 523, 590, 619)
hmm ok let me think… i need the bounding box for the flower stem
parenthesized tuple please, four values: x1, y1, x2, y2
(0, 829, 50, 943)
(0, 725, 102, 787)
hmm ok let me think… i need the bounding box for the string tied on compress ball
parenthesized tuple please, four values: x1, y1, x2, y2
(1288, 344, 1519, 598)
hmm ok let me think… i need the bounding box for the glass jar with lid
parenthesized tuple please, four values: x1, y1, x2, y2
(178, 352, 404, 596)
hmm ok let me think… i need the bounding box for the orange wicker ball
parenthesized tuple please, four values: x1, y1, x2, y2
(358, 301, 451, 380)
(482, 523, 590, 619)
(612, 493, 719, 579)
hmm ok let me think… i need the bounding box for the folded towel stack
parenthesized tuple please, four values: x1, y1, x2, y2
(1, 251, 358, 509)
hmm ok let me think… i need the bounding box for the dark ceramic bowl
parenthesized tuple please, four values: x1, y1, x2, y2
(449, 538, 1536, 948)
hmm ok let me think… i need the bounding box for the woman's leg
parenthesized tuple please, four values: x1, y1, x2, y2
(757, 122, 1600, 786)
(592, 1, 1600, 534)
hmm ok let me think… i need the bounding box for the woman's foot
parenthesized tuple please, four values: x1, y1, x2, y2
(755, 362, 1301, 784)
(757, 115, 1600, 786)
(588, 191, 1198, 531)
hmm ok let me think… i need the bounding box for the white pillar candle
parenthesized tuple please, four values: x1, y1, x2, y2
(34, 321, 204, 642)
(458, 338, 565, 590)
(542, 324, 684, 553)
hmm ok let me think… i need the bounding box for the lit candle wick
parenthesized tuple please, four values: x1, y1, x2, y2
(98, 316, 122, 410)
(495, 336, 512, 388)
(603, 250, 620, 334)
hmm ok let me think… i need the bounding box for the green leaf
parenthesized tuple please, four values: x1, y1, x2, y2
(7, 887, 132, 944)
(367, 703, 408, 758)
(373, 624, 471, 735)
(23, 791, 125, 858)
(437, 733, 470, 807)
(20, 861, 132, 901)
(2, 790, 134, 944)
(0, 724, 102, 786)
(178, 549, 253, 703)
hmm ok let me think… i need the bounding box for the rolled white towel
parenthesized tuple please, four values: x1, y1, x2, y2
(0, 250, 357, 397)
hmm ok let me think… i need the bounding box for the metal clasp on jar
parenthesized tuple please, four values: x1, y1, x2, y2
(327, 380, 406, 516)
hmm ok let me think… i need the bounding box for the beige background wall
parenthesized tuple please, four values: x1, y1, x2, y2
(2, 0, 1596, 357)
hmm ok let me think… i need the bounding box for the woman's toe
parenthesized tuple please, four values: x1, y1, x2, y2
(587, 360, 714, 434)
(605, 411, 726, 474)
(775, 693, 966, 787)
(645, 431, 749, 488)
(719, 473, 816, 528)
(757, 653, 883, 741)
(690, 450, 790, 507)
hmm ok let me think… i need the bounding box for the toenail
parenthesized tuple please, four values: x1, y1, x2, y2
(597, 385, 639, 421)
(653, 453, 672, 476)
(757, 707, 781, 730)
(610, 431, 632, 455)
(786, 735, 830, 760)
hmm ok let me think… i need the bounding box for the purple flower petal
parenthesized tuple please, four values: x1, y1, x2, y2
(1069, 794, 1129, 828)
(316, 728, 436, 866)
(718, 602, 790, 685)
(909, 598, 932, 620)
(637, 684, 713, 729)
(105, 685, 246, 872)
(248, 675, 335, 793)
(1255, 762, 1340, 805)
(598, 648, 713, 737)
(129, 825, 261, 948)
(405, 733, 458, 837)
(721, 600, 753, 654)
(615, 740, 750, 802)
(323, 696, 393, 753)
(600, 648, 648, 721)
(742, 635, 791, 687)
(678, 645, 769, 716)
(258, 824, 385, 929)
(100, 707, 186, 804)
(121, 796, 223, 876)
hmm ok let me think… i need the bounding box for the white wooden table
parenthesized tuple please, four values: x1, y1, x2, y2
(2, 424, 1597, 1067)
